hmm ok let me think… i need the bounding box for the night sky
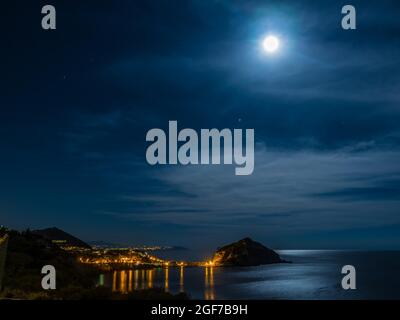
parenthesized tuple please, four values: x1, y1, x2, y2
(2, 0, 400, 252)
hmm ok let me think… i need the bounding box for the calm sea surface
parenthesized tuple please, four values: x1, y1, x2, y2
(100, 250, 400, 299)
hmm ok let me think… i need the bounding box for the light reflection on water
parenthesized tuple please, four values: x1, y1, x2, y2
(100, 251, 400, 299)
(179, 266, 184, 293)
(204, 267, 215, 300)
(102, 266, 216, 299)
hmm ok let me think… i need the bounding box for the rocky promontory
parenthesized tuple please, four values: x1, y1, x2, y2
(212, 237, 289, 266)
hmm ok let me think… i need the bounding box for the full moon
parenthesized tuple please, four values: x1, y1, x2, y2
(262, 35, 280, 53)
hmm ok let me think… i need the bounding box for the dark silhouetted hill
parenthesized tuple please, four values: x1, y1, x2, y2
(213, 237, 289, 266)
(33, 227, 91, 249)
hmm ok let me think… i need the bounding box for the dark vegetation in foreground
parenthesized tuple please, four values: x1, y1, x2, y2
(0, 228, 188, 300)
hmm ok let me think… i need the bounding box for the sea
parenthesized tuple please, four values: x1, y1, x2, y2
(99, 250, 400, 299)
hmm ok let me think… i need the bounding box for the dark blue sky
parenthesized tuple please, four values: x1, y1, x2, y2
(2, 0, 400, 252)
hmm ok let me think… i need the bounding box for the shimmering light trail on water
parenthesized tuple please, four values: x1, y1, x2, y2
(100, 250, 400, 299)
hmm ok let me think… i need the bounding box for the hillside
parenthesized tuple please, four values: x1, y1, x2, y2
(212, 237, 288, 266)
(33, 227, 91, 249)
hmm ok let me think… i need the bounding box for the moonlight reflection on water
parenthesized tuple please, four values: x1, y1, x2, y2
(101, 250, 400, 300)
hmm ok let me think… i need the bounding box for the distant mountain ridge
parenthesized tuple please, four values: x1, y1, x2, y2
(33, 227, 91, 249)
(88, 240, 125, 248)
(89, 241, 188, 251)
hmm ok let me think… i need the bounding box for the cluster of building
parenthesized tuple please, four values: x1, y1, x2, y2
(31, 227, 215, 268)
(78, 248, 167, 267)
(75, 248, 211, 268)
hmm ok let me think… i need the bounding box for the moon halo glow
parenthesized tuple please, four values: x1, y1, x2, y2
(262, 35, 280, 53)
